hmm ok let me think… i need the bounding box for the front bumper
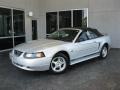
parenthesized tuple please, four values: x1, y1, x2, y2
(9, 52, 52, 71)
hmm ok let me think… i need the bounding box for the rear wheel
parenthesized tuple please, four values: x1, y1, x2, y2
(50, 53, 68, 74)
(100, 45, 108, 59)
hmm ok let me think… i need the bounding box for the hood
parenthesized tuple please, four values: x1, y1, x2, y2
(14, 39, 69, 52)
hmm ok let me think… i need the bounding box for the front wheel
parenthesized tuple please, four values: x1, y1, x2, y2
(50, 53, 68, 74)
(100, 45, 108, 59)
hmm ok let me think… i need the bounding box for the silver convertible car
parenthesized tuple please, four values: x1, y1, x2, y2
(10, 28, 111, 73)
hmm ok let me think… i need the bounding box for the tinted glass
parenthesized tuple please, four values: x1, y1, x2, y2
(0, 7, 12, 37)
(87, 28, 103, 39)
(48, 29, 79, 42)
(59, 11, 71, 28)
(88, 31, 98, 39)
(0, 38, 13, 50)
(13, 10, 25, 36)
(46, 12, 57, 34)
(14, 36, 25, 46)
(32, 20, 37, 40)
(88, 29, 103, 37)
(73, 10, 83, 28)
(0, 7, 13, 50)
(13, 10, 25, 46)
(76, 32, 88, 42)
(0, 8, 25, 51)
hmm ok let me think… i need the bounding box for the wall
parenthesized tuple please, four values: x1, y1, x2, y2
(0, 0, 42, 41)
(39, 0, 120, 48)
(88, 0, 120, 48)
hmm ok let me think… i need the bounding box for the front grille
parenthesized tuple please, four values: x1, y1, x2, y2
(14, 50, 23, 57)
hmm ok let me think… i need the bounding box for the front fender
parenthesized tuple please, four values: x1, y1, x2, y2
(43, 44, 72, 59)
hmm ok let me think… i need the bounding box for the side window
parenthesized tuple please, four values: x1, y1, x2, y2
(76, 32, 88, 42)
(87, 31, 98, 39)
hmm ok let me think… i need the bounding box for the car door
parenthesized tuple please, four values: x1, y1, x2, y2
(72, 31, 99, 60)
(86, 30, 100, 53)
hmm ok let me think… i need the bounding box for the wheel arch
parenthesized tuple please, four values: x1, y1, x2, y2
(100, 41, 110, 51)
(52, 50, 70, 64)
(103, 43, 109, 49)
(100, 43, 109, 59)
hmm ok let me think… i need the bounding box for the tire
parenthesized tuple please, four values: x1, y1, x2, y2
(50, 53, 69, 74)
(100, 45, 108, 59)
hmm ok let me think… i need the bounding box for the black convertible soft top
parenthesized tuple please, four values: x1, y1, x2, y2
(80, 27, 103, 37)
(60, 27, 103, 37)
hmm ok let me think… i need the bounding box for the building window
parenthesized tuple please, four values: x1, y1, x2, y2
(46, 9, 88, 35)
(13, 9, 25, 46)
(0, 8, 12, 37)
(46, 12, 57, 34)
(73, 10, 83, 28)
(0, 7, 25, 51)
(59, 11, 71, 28)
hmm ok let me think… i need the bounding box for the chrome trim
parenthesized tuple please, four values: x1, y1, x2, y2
(11, 9, 14, 47)
(57, 12, 59, 30)
(14, 35, 25, 38)
(0, 36, 13, 39)
(0, 49, 12, 53)
(71, 10, 73, 27)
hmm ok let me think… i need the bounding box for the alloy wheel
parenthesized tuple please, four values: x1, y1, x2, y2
(51, 56, 67, 73)
(101, 46, 108, 58)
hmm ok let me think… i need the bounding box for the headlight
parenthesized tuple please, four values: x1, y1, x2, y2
(24, 52, 45, 59)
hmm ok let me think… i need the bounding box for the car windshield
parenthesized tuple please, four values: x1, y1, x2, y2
(47, 29, 79, 42)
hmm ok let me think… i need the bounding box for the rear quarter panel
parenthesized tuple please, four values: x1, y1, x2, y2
(96, 35, 111, 51)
